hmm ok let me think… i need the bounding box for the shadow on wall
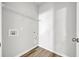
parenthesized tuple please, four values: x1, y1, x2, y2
(39, 2, 76, 57)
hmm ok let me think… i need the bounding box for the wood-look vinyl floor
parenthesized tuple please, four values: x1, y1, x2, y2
(21, 46, 61, 57)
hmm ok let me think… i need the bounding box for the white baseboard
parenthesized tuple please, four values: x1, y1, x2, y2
(15, 45, 38, 57)
(15, 45, 68, 57)
(39, 45, 68, 57)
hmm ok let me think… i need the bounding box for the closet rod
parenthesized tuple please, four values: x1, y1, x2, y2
(2, 4, 39, 22)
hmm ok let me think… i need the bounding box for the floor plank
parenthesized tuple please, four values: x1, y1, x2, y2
(21, 46, 61, 57)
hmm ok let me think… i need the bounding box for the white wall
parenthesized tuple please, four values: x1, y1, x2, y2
(39, 3, 56, 52)
(55, 3, 76, 57)
(66, 3, 76, 57)
(55, 3, 67, 56)
(0, 2, 2, 57)
(2, 2, 38, 57)
(77, 2, 79, 57)
(2, 2, 76, 57)
(39, 2, 76, 57)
